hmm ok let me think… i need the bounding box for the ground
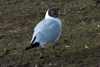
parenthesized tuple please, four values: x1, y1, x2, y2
(0, 0, 100, 67)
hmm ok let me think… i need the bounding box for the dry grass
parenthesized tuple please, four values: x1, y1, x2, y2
(0, 0, 100, 67)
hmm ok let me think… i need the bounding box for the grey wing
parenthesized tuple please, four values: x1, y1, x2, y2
(35, 20, 61, 46)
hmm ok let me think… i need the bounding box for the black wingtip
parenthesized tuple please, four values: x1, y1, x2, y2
(25, 47, 31, 50)
(25, 42, 40, 50)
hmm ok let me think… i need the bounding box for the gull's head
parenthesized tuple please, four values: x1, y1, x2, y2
(45, 8, 64, 19)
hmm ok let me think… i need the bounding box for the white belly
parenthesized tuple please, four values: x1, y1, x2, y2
(41, 43, 54, 48)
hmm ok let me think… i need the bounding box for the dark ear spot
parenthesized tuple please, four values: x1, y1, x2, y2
(52, 11, 57, 15)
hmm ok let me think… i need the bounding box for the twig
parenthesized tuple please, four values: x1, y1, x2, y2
(0, 48, 7, 57)
(40, 0, 48, 8)
(62, 4, 67, 22)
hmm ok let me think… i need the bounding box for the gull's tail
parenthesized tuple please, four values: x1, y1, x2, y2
(25, 42, 40, 50)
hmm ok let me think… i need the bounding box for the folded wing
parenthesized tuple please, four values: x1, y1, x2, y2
(31, 19, 61, 46)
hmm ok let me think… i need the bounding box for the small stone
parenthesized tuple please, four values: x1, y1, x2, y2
(98, 33, 100, 35)
(85, 45, 89, 49)
(82, 21, 84, 24)
(49, 63, 52, 66)
(65, 45, 70, 48)
(98, 25, 99, 27)
(35, 65, 38, 67)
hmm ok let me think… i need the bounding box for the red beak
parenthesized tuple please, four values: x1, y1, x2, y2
(59, 14, 65, 16)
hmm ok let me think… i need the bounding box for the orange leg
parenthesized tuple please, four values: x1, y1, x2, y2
(53, 45, 56, 57)
(38, 47, 44, 59)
